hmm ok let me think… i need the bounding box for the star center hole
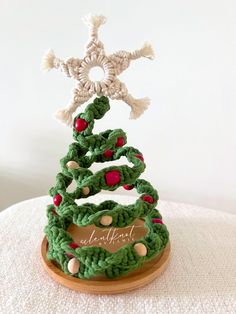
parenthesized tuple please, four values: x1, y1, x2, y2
(89, 66, 105, 81)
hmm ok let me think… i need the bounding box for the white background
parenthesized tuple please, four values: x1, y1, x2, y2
(0, 0, 235, 213)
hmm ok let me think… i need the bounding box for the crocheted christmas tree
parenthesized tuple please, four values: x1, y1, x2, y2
(43, 15, 169, 280)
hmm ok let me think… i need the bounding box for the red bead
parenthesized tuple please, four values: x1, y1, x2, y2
(123, 184, 134, 190)
(142, 195, 154, 204)
(69, 243, 79, 249)
(53, 194, 62, 206)
(116, 137, 125, 147)
(105, 170, 121, 186)
(103, 149, 113, 158)
(152, 218, 163, 224)
(65, 252, 74, 258)
(74, 118, 88, 132)
(135, 154, 144, 162)
(65, 242, 79, 257)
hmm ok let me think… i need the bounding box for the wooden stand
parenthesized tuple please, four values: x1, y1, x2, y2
(41, 219, 171, 294)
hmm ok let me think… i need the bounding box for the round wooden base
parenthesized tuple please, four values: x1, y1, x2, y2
(41, 237, 171, 294)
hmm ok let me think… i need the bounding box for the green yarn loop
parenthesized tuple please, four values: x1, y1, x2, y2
(44, 96, 169, 279)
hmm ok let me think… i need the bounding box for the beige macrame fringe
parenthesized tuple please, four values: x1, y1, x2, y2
(42, 14, 154, 126)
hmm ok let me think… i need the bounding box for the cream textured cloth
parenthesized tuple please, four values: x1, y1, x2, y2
(0, 195, 236, 314)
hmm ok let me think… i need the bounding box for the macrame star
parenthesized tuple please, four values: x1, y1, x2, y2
(42, 14, 155, 126)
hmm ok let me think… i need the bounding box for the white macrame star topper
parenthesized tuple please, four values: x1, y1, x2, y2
(42, 14, 155, 126)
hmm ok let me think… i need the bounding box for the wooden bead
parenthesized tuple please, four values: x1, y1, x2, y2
(82, 186, 90, 195)
(100, 215, 113, 226)
(68, 257, 80, 274)
(66, 161, 80, 169)
(134, 243, 147, 257)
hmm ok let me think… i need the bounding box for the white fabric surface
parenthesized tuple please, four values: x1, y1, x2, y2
(0, 195, 236, 314)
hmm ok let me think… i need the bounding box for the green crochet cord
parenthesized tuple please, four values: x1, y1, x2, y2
(44, 96, 169, 279)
